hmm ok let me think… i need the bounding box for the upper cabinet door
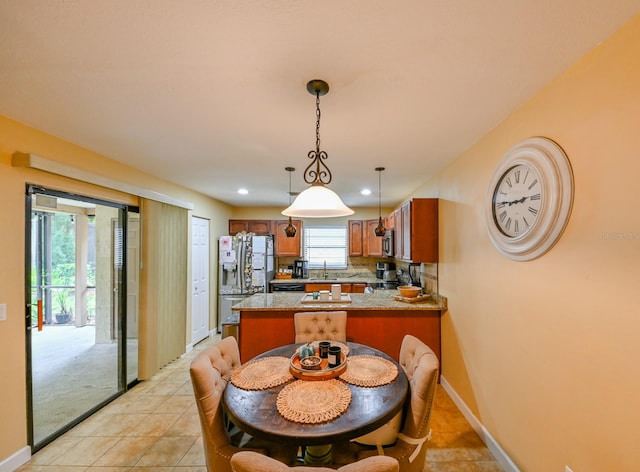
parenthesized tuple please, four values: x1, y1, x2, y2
(393, 209, 402, 258)
(411, 199, 438, 262)
(228, 220, 249, 235)
(364, 219, 383, 257)
(348, 220, 363, 256)
(395, 198, 438, 262)
(274, 220, 302, 256)
(229, 219, 273, 235)
(247, 220, 273, 235)
(401, 202, 411, 261)
(384, 212, 395, 231)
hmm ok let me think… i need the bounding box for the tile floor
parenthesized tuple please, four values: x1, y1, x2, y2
(16, 336, 503, 471)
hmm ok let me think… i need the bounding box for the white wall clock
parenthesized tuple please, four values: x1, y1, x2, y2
(485, 136, 574, 261)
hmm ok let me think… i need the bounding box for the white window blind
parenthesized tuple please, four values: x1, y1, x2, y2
(303, 226, 348, 269)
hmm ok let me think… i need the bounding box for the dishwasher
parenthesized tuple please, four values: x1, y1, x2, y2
(272, 283, 306, 292)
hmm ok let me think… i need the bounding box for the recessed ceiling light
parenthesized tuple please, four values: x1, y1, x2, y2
(237, 188, 249, 195)
(361, 188, 372, 196)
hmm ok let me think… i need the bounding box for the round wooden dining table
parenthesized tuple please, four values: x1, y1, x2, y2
(223, 342, 408, 452)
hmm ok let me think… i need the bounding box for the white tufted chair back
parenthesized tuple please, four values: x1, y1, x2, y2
(398, 335, 439, 441)
(294, 311, 347, 343)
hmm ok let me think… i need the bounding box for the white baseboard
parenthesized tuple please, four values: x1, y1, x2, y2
(0, 446, 30, 472)
(440, 376, 520, 472)
(185, 330, 218, 355)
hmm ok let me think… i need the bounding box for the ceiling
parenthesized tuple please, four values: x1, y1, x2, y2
(1, 1, 638, 209)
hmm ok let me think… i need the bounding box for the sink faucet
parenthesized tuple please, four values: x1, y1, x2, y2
(323, 260, 328, 279)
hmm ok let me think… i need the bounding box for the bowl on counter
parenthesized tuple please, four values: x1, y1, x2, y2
(398, 285, 421, 298)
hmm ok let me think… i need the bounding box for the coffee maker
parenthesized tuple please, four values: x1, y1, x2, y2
(293, 260, 309, 279)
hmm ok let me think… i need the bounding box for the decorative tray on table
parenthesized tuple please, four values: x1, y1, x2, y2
(289, 351, 347, 381)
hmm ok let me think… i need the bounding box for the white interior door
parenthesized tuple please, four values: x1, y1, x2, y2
(191, 216, 210, 344)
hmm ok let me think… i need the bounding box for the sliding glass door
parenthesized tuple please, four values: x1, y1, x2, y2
(25, 185, 139, 451)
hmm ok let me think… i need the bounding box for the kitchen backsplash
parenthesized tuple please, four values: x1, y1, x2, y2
(277, 256, 439, 295)
(392, 262, 439, 295)
(277, 256, 380, 278)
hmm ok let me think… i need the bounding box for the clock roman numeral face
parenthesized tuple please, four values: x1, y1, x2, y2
(492, 164, 542, 238)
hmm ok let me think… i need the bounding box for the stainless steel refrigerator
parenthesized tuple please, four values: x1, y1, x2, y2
(217, 233, 274, 332)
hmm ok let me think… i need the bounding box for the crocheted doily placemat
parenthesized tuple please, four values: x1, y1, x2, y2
(309, 340, 350, 356)
(276, 379, 352, 424)
(230, 356, 292, 390)
(339, 355, 398, 387)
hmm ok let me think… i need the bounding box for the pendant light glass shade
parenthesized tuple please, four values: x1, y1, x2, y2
(281, 79, 354, 218)
(374, 216, 386, 237)
(284, 218, 297, 236)
(282, 183, 354, 217)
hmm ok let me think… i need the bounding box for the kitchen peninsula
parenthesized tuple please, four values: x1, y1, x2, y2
(232, 291, 446, 362)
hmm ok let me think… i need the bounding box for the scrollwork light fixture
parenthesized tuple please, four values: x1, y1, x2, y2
(282, 80, 354, 218)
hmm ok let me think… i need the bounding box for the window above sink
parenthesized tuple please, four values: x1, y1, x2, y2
(303, 226, 348, 269)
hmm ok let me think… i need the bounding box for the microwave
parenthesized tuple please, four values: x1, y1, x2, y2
(382, 229, 394, 257)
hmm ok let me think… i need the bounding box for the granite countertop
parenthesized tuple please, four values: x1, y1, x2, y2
(232, 290, 446, 311)
(270, 276, 378, 285)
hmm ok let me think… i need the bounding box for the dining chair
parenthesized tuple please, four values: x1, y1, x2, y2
(294, 310, 347, 343)
(190, 337, 297, 472)
(333, 335, 439, 472)
(230, 450, 399, 472)
(362, 335, 439, 472)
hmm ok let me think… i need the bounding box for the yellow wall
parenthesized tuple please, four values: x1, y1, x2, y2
(0, 115, 232, 461)
(412, 14, 640, 471)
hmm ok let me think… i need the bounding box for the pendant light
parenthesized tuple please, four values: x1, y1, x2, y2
(284, 167, 297, 237)
(374, 167, 386, 237)
(282, 80, 354, 218)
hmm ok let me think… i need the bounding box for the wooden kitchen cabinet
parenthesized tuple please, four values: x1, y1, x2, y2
(348, 220, 364, 256)
(305, 283, 333, 292)
(393, 198, 438, 262)
(229, 219, 249, 235)
(401, 202, 411, 260)
(229, 219, 301, 255)
(228, 219, 273, 235)
(392, 208, 402, 258)
(349, 219, 383, 257)
(305, 283, 365, 293)
(274, 220, 302, 256)
(384, 212, 395, 231)
(363, 219, 383, 257)
(248, 220, 273, 234)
